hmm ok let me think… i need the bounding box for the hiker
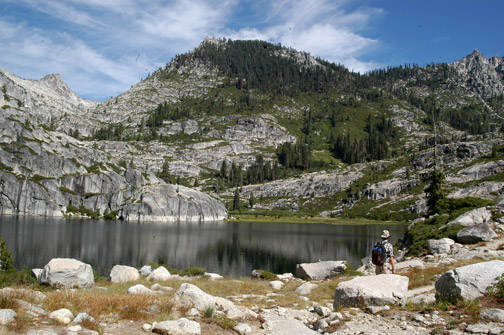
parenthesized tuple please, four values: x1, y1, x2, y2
(372, 230, 395, 275)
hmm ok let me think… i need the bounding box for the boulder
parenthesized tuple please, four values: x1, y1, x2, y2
(295, 282, 318, 295)
(31, 268, 43, 281)
(139, 265, 153, 276)
(447, 207, 492, 226)
(204, 272, 223, 281)
(147, 266, 171, 281)
(480, 308, 504, 322)
(435, 260, 504, 302)
(269, 281, 284, 290)
(152, 318, 201, 335)
(0, 309, 16, 325)
(456, 223, 498, 244)
(173, 283, 216, 312)
(151, 283, 173, 292)
(296, 261, 346, 280)
(39, 258, 94, 288)
(73, 312, 95, 324)
(427, 238, 455, 255)
(49, 308, 74, 325)
(127, 284, 159, 295)
(109, 265, 140, 283)
(333, 274, 409, 308)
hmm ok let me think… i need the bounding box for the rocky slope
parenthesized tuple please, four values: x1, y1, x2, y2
(1, 39, 503, 222)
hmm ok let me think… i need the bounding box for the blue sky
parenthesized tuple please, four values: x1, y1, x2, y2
(1, 0, 503, 101)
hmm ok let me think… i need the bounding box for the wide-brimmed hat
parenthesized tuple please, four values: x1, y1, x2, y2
(381, 230, 391, 239)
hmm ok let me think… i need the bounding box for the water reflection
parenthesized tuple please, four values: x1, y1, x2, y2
(0, 216, 406, 277)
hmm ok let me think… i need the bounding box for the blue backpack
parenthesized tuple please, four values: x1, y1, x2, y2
(371, 242, 385, 266)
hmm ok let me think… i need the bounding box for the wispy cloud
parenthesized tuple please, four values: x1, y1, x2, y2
(0, 0, 383, 100)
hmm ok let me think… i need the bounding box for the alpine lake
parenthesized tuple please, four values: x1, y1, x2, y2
(0, 215, 407, 277)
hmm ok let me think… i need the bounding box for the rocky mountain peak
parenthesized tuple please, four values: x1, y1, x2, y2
(39, 73, 83, 104)
(452, 49, 504, 98)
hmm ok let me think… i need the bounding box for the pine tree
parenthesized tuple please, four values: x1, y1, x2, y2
(233, 189, 241, 211)
(425, 169, 445, 215)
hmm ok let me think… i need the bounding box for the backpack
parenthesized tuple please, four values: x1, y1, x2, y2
(371, 242, 385, 266)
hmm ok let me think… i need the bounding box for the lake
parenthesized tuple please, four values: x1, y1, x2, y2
(0, 216, 407, 277)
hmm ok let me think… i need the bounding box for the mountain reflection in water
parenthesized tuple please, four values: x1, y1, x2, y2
(0, 216, 406, 277)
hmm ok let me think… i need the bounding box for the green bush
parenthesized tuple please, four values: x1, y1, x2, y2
(182, 267, 206, 276)
(0, 268, 39, 287)
(254, 269, 277, 281)
(436, 197, 494, 220)
(0, 238, 14, 272)
(404, 216, 463, 256)
(487, 273, 504, 302)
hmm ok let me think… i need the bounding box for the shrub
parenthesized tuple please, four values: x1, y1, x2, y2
(486, 273, 504, 302)
(254, 270, 277, 281)
(0, 238, 14, 272)
(403, 216, 463, 256)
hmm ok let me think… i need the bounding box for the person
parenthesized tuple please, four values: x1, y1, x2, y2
(375, 230, 395, 275)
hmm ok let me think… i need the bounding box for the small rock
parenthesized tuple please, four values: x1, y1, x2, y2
(314, 305, 332, 317)
(31, 268, 43, 280)
(73, 312, 94, 324)
(314, 318, 328, 331)
(0, 309, 17, 325)
(269, 280, 284, 290)
(127, 284, 159, 295)
(465, 323, 491, 334)
(187, 308, 200, 317)
(296, 282, 318, 295)
(480, 308, 504, 322)
(67, 325, 81, 332)
(277, 273, 294, 281)
(151, 283, 173, 292)
(49, 308, 74, 325)
(204, 272, 223, 281)
(152, 318, 201, 335)
(234, 322, 252, 335)
(226, 307, 245, 320)
(142, 323, 152, 331)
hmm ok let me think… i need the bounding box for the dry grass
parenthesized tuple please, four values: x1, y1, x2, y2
(43, 287, 175, 322)
(404, 259, 485, 290)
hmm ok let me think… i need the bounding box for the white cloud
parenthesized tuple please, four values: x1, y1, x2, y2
(225, 0, 382, 72)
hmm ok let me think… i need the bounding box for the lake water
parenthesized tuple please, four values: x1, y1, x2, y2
(0, 216, 407, 277)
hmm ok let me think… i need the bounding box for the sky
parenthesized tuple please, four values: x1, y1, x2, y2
(0, 0, 503, 101)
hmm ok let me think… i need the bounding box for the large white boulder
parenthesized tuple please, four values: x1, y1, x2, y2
(147, 266, 171, 281)
(296, 261, 346, 280)
(295, 282, 318, 295)
(456, 223, 498, 244)
(427, 238, 455, 255)
(448, 207, 492, 226)
(435, 260, 504, 302)
(173, 283, 216, 312)
(39, 258, 94, 288)
(152, 318, 201, 335)
(109, 265, 140, 283)
(333, 274, 409, 308)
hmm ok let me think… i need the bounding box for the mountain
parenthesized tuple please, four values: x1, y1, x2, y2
(1, 38, 503, 222)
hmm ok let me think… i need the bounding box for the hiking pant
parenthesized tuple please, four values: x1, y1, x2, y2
(375, 263, 392, 275)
